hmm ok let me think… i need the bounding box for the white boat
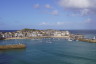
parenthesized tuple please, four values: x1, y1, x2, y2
(68, 38, 73, 41)
(93, 36, 96, 40)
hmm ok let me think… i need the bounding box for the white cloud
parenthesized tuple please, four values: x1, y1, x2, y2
(69, 9, 90, 16)
(58, 0, 96, 16)
(80, 9, 90, 16)
(39, 22, 65, 26)
(39, 22, 48, 25)
(45, 4, 52, 8)
(59, 0, 95, 9)
(51, 10, 58, 15)
(33, 4, 40, 8)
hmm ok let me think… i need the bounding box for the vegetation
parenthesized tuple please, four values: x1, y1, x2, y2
(21, 28, 38, 32)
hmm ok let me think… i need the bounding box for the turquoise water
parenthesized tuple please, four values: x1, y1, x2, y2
(0, 38, 96, 64)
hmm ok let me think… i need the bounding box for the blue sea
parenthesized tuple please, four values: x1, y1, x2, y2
(0, 30, 96, 64)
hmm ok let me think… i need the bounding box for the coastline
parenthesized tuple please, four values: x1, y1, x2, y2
(1, 29, 96, 43)
(4, 36, 70, 40)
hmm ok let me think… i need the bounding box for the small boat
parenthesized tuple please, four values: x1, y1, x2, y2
(0, 44, 26, 50)
(93, 36, 96, 40)
(68, 38, 73, 41)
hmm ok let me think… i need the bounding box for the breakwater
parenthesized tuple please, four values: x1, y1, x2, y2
(78, 38, 96, 43)
(0, 44, 26, 49)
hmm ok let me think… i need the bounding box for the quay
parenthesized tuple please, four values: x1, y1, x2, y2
(70, 34, 96, 43)
(78, 38, 96, 43)
(0, 44, 26, 50)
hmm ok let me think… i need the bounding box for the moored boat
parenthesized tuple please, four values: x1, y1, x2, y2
(68, 38, 73, 41)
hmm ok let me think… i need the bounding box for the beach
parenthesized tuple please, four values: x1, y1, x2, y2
(4, 36, 70, 40)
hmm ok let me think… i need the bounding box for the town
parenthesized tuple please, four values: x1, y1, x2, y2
(1, 29, 96, 43)
(0, 29, 70, 39)
(0, 28, 84, 40)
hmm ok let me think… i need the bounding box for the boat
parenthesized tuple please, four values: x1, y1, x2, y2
(93, 36, 96, 40)
(0, 44, 26, 50)
(68, 38, 73, 41)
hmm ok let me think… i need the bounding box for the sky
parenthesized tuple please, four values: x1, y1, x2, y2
(0, 0, 96, 30)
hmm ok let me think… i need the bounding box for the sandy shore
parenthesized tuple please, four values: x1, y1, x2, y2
(4, 36, 70, 40)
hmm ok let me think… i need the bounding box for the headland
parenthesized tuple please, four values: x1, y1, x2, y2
(0, 28, 96, 43)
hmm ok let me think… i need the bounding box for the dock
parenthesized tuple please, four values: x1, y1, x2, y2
(78, 38, 96, 43)
(0, 44, 26, 50)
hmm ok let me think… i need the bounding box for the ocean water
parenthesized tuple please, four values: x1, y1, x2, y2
(0, 30, 96, 64)
(0, 30, 18, 32)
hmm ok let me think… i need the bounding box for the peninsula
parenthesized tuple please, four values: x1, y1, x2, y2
(0, 28, 84, 39)
(1, 28, 96, 43)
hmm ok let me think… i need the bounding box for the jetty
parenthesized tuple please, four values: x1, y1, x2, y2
(78, 38, 96, 43)
(70, 34, 96, 43)
(0, 44, 26, 50)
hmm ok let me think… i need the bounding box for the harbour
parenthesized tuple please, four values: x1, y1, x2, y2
(0, 0, 96, 63)
(0, 37, 96, 64)
(1, 29, 96, 43)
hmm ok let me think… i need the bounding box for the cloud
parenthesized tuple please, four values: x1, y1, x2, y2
(59, 0, 95, 9)
(80, 9, 90, 16)
(33, 4, 40, 8)
(45, 4, 52, 9)
(50, 10, 58, 15)
(39, 22, 48, 25)
(39, 22, 64, 26)
(58, 0, 96, 16)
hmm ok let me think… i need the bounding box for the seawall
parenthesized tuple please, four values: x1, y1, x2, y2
(0, 44, 26, 49)
(78, 38, 96, 43)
